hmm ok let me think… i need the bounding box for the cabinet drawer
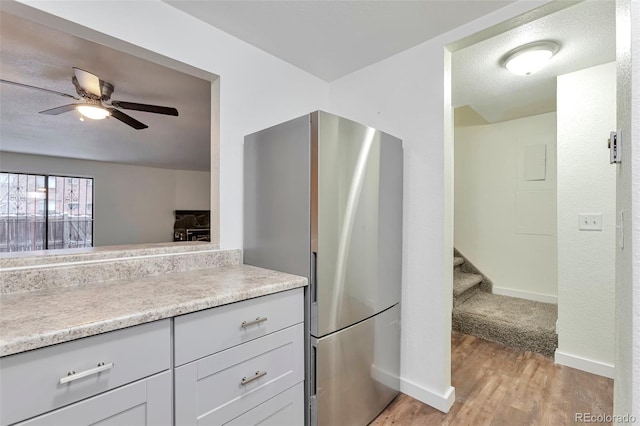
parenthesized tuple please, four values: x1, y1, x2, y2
(175, 323, 304, 426)
(174, 288, 303, 366)
(0, 320, 170, 426)
(15, 370, 171, 426)
(225, 382, 303, 426)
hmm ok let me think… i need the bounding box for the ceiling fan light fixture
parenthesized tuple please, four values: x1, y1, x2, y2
(76, 105, 110, 120)
(503, 41, 559, 76)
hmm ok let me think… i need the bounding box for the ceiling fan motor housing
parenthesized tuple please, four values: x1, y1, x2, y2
(99, 81, 114, 101)
(71, 76, 114, 101)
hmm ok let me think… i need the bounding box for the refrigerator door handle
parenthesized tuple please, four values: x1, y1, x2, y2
(311, 343, 317, 395)
(310, 251, 319, 336)
(311, 251, 318, 303)
(309, 341, 318, 426)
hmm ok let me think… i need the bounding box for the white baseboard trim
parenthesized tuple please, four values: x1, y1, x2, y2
(492, 286, 557, 304)
(554, 349, 615, 378)
(400, 378, 455, 413)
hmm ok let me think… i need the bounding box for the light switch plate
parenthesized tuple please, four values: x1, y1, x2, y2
(579, 213, 603, 231)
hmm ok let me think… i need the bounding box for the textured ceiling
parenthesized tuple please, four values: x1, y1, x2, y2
(0, 0, 618, 169)
(165, 0, 515, 82)
(0, 12, 212, 171)
(452, 0, 616, 124)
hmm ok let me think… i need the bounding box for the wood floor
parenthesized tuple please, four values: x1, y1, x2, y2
(371, 332, 613, 426)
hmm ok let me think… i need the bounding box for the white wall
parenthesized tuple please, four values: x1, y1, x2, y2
(8, 0, 330, 251)
(328, 1, 553, 411)
(0, 152, 210, 246)
(556, 62, 616, 377)
(614, 0, 640, 418)
(455, 112, 557, 302)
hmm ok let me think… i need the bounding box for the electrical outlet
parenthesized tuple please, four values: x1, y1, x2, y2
(579, 213, 602, 231)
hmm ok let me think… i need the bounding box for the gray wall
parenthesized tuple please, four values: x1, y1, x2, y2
(0, 152, 210, 246)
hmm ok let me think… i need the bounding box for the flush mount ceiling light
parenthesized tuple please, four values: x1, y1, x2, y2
(503, 41, 560, 76)
(76, 104, 110, 120)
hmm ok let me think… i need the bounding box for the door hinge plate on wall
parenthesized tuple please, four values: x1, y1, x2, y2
(609, 131, 621, 164)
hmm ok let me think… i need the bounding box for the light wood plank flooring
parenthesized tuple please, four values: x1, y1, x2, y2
(372, 332, 613, 425)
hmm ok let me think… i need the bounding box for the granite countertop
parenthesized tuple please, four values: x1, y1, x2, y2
(0, 241, 219, 268)
(0, 264, 307, 357)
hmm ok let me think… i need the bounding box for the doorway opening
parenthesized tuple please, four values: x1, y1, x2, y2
(448, 0, 617, 376)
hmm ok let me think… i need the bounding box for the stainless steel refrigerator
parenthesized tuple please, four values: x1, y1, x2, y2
(244, 111, 402, 426)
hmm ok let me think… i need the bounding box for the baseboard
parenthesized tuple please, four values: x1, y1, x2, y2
(400, 378, 455, 413)
(554, 349, 615, 378)
(492, 286, 557, 304)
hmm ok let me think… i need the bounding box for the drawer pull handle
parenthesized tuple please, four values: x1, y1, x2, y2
(59, 362, 114, 385)
(241, 317, 268, 328)
(241, 370, 267, 385)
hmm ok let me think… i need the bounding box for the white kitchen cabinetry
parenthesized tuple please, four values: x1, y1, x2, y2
(0, 319, 171, 426)
(174, 287, 304, 366)
(225, 382, 304, 426)
(174, 288, 304, 425)
(15, 370, 171, 426)
(0, 288, 304, 426)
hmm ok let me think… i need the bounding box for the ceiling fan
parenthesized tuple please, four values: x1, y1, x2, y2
(0, 67, 178, 130)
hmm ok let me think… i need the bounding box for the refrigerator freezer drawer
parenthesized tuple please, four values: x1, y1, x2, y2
(311, 304, 400, 426)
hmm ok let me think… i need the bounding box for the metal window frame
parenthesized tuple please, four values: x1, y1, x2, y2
(0, 171, 94, 251)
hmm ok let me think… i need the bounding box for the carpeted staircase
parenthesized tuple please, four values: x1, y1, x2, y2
(451, 251, 558, 357)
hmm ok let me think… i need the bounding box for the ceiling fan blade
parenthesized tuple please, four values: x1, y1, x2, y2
(39, 104, 79, 115)
(108, 108, 148, 130)
(0, 79, 79, 100)
(73, 67, 101, 97)
(111, 100, 179, 116)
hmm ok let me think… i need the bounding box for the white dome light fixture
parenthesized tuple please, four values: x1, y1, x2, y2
(77, 104, 110, 120)
(503, 41, 560, 76)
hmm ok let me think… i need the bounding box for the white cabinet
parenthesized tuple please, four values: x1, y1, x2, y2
(175, 324, 304, 425)
(174, 288, 304, 425)
(0, 288, 304, 426)
(15, 371, 171, 426)
(0, 320, 171, 426)
(174, 288, 304, 366)
(225, 382, 304, 426)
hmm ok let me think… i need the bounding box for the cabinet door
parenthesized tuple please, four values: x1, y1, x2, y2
(16, 371, 171, 426)
(224, 382, 304, 426)
(175, 324, 304, 426)
(1, 319, 170, 426)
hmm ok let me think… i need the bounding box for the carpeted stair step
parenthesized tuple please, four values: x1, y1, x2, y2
(453, 256, 464, 268)
(452, 292, 558, 357)
(453, 271, 483, 306)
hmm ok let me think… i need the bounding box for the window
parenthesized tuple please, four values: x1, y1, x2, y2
(0, 172, 94, 252)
